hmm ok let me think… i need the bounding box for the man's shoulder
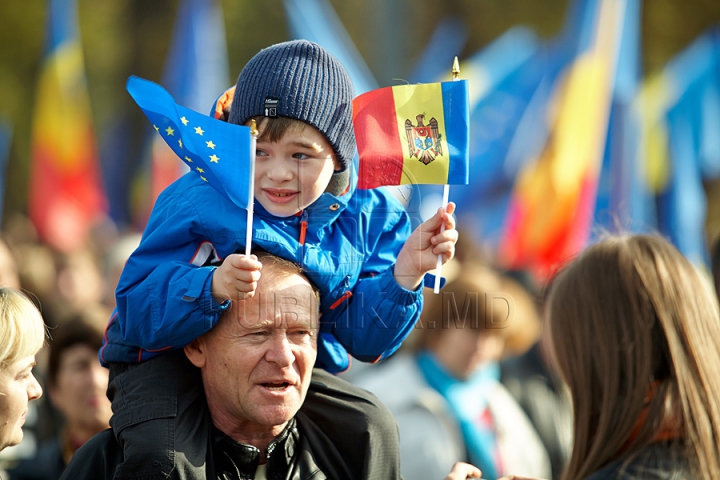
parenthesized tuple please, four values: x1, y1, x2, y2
(60, 429, 122, 480)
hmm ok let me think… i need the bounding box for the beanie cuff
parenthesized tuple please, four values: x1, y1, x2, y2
(324, 168, 350, 196)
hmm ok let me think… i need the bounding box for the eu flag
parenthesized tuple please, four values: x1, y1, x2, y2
(127, 76, 253, 210)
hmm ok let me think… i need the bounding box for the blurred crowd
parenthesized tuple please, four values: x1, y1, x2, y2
(0, 213, 574, 480)
(0, 213, 140, 479)
(343, 231, 572, 480)
(2, 213, 720, 479)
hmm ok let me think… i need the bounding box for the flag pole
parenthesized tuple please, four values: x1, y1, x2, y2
(245, 119, 258, 256)
(433, 57, 460, 294)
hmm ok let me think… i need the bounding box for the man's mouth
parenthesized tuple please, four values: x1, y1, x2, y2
(262, 382, 291, 390)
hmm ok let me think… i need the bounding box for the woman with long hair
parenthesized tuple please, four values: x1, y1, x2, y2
(514, 234, 720, 479)
(0, 288, 45, 451)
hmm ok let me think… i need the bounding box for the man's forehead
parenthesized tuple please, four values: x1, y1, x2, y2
(230, 282, 319, 327)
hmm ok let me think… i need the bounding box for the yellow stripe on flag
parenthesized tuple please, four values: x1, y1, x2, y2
(392, 83, 450, 184)
(33, 42, 95, 172)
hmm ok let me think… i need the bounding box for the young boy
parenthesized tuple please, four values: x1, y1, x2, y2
(101, 40, 457, 480)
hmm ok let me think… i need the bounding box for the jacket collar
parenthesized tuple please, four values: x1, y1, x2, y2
(210, 418, 299, 479)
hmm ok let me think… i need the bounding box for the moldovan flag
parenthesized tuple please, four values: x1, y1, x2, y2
(29, 0, 106, 253)
(353, 81, 470, 189)
(127, 76, 253, 210)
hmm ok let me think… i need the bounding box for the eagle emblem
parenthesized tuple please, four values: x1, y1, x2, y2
(405, 114, 443, 165)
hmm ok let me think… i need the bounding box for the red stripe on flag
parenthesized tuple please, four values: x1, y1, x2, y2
(353, 87, 403, 188)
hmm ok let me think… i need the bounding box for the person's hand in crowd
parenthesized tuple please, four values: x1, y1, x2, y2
(211, 254, 262, 303)
(498, 476, 548, 480)
(443, 462, 482, 480)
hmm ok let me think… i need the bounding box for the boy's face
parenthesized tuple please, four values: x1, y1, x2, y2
(253, 122, 339, 217)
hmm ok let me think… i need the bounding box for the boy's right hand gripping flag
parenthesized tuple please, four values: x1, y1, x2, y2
(126, 75, 253, 210)
(352, 80, 470, 188)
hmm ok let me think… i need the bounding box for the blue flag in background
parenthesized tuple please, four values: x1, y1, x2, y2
(127, 76, 253, 210)
(282, 0, 377, 95)
(592, 0, 653, 235)
(0, 120, 12, 223)
(163, 0, 229, 112)
(650, 29, 720, 265)
(408, 16, 469, 84)
(132, 0, 230, 225)
(412, 0, 607, 250)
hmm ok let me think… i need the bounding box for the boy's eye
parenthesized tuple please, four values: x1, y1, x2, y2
(256, 149, 268, 157)
(292, 152, 310, 160)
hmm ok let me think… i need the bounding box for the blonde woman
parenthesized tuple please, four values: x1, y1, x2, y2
(503, 234, 720, 480)
(0, 288, 45, 451)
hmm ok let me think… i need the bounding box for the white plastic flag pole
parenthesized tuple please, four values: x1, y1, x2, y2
(433, 184, 450, 293)
(245, 119, 258, 256)
(433, 57, 460, 294)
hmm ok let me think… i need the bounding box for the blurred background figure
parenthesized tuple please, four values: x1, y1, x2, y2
(711, 236, 720, 301)
(6, 314, 111, 480)
(353, 258, 551, 480)
(499, 270, 572, 480)
(100, 232, 141, 310)
(0, 238, 21, 290)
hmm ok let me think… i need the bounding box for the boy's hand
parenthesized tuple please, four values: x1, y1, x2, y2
(211, 254, 263, 304)
(394, 202, 458, 290)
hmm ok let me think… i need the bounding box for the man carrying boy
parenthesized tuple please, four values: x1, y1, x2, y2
(102, 40, 457, 479)
(65, 253, 368, 478)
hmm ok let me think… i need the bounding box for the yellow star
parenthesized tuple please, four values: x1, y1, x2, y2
(185, 156, 193, 163)
(200, 176, 208, 182)
(180, 116, 189, 126)
(178, 139, 183, 148)
(209, 154, 219, 163)
(194, 126, 204, 135)
(196, 167, 205, 174)
(153, 125, 159, 132)
(206, 140, 216, 149)
(165, 126, 175, 136)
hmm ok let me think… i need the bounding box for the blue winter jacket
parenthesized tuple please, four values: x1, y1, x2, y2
(100, 165, 423, 372)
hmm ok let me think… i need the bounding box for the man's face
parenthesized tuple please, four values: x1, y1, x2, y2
(189, 267, 318, 440)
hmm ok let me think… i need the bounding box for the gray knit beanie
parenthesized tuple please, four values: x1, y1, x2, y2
(229, 40, 355, 193)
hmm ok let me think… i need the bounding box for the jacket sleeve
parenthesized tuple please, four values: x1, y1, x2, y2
(328, 199, 423, 362)
(114, 190, 230, 350)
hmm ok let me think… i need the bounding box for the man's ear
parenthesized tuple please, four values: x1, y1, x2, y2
(184, 339, 206, 368)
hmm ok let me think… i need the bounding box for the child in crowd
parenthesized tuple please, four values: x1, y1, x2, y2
(101, 40, 457, 479)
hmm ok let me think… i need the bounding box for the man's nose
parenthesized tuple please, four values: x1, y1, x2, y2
(264, 334, 295, 367)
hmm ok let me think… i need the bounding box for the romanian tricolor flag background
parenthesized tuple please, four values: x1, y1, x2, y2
(499, 0, 626, 278)
(352, 81, 470, 189)
(29, 0, 106, 253)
